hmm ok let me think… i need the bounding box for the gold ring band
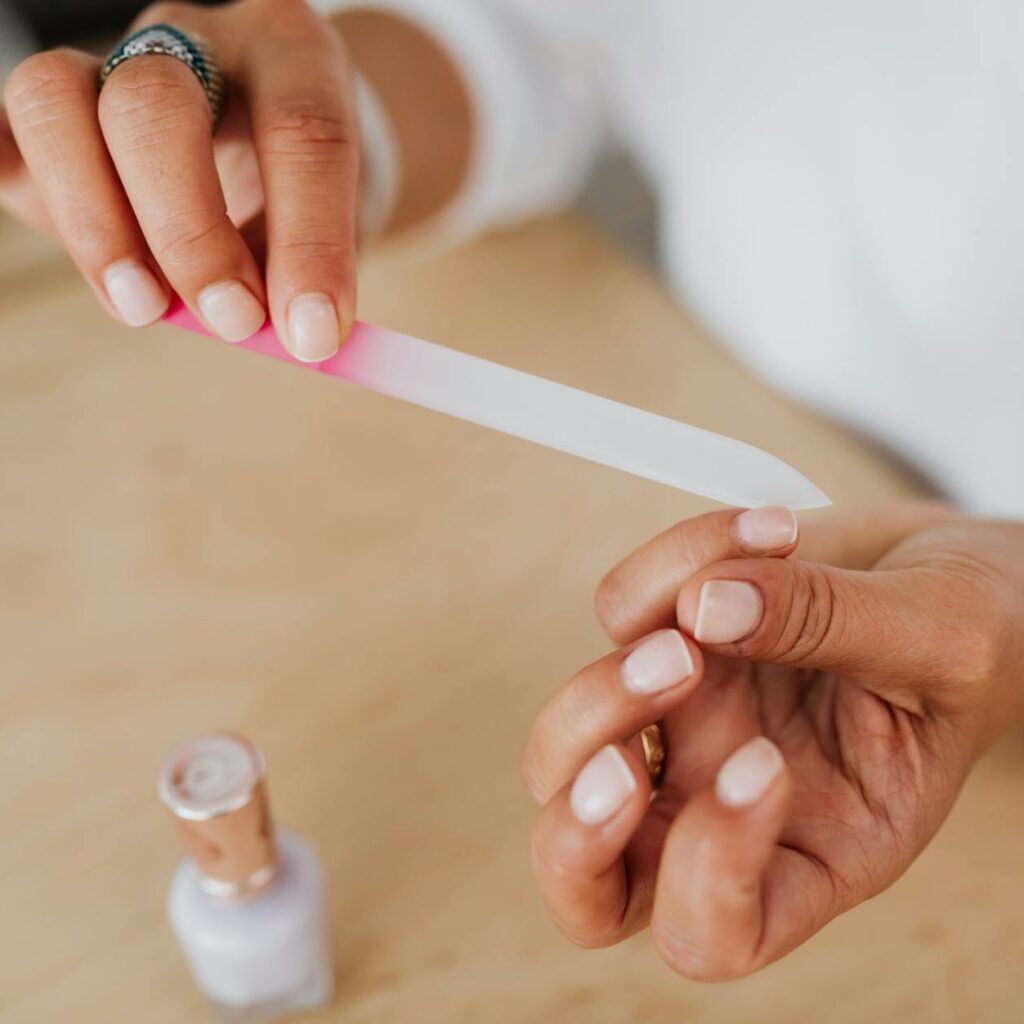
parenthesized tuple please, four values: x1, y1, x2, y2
(640, 723, 666, 788)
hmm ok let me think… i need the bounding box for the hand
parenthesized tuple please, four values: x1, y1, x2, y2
(0, 0, 356, 361)
(523, 502, 1024, 979)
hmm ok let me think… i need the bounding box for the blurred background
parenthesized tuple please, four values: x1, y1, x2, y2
(0, 0, 216, 64)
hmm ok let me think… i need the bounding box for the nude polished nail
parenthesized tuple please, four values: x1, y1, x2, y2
(570, 745, 637, 825)
(732, 506, 798, 551)
(103, 258, 169, 326)
(694, 580, 763, 643)
(715, 737, 784, 807)
(197, 280, 266, 342)
(287, 293, 340, 362)
(622, 630, 694, 694)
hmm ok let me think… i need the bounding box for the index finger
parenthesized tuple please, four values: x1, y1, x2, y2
(595, 506, 799, 645)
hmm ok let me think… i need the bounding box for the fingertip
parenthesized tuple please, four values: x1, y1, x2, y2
(285, 291, 342, 362)
(621, 629, 702, 697)
(196, 279, 266, 343)
(102, 257, 170, 327)
(730, 506, 799, 555)
(714, 736, 786, 809)
(569, 744, 645, 827)
(691, 579, 764, 645)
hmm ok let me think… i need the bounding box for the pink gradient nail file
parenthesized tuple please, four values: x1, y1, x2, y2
(163, 301, 830, 509)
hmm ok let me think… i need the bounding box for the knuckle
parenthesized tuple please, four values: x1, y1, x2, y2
(665, 515, 714, 567)
(943, 591, 1009, 691)
(561, 671, 604, 745)
(520, 725, 566, 806)
(152, 211, 229, 266)
(652, 922, 751, 982)
(5, 50, 88, 118)
(99, 60, 206, 140)
(553, 912, 624, 950)
(767, 563, 845, 664)
(531, 853, 627, 948)
(259, 97, 353, 161)
(273, 234, 350, 264)
(594, 569, 638, 642)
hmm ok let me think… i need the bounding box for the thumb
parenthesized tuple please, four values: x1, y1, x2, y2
(676, 556, 983, 711)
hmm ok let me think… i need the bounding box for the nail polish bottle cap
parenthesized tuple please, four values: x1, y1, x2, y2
(159, 732, 278, 898)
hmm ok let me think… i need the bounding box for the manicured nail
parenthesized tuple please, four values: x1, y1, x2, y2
(287, 292, 340, 362)
(197, 280, 265, 342)
(103, 258, 168, 326)
(715, 737, 784, 807)
(622, 630, 694, 695)
(694, 580, 763, 644)
(570, 745, 637, 825)
(732, 506, 798, 551)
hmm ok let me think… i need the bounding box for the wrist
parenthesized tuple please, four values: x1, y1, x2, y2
(329, 7, 473, 232)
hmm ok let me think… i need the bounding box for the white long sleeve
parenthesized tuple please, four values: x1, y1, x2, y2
(314, 0, 1024, 517)
(311, 0, 606, 243)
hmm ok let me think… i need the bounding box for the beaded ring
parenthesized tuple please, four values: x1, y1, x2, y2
(99, 23, 228, 131)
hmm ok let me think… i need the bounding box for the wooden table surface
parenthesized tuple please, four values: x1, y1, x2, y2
(2, 215, 1022, 1023)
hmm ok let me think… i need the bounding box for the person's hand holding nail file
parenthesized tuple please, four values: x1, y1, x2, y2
(523, 502, 1024, 979)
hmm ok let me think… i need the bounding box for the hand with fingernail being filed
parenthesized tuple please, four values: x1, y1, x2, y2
(522, 501, 1024, 980)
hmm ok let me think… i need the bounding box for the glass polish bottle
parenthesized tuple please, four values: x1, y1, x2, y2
(159, 733, 333, 1021)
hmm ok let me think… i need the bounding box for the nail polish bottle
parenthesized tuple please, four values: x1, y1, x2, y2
(159, 733, 333, 1021)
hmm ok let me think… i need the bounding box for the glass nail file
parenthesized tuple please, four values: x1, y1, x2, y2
(163, 301, 830, 510)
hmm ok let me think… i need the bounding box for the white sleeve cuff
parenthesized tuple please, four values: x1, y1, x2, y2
(311, 0, 602, 245)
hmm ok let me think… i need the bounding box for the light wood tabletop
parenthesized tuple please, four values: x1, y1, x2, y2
(1, 215, 1022, 1023)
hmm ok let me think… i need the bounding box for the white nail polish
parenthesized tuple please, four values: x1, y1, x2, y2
(715, 737, 784, 808)
(103, 258, 168, 326)
(570, 745, 637, 825)
(287, 293, 340, 362)
(621, 630, 694, 694)
(197, 280, 266, 343)
(160, 734, 333, 1019)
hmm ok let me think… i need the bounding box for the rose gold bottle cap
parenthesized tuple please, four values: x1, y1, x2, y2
(159, 733, 278, 899)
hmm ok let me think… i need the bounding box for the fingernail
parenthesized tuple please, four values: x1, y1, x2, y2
(197, 280, 265, 342)
(732, 506, 798, 551)
(715, 737, 784, 807)
(102, 258, 168, 326)
(622, 630, 694, 695)
(570, 745, 637, 825)
(287, 292, 340, 362)
(694, 580, 763, 644)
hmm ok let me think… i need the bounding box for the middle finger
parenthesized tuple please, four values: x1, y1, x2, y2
(98, 37, 266, 341)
